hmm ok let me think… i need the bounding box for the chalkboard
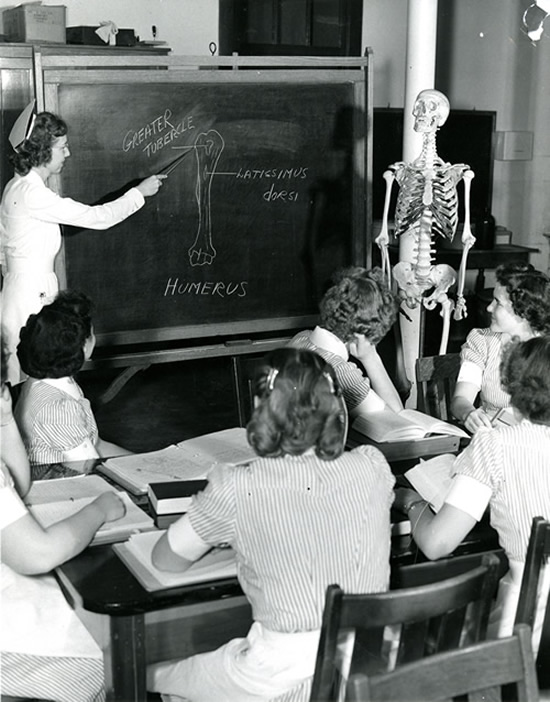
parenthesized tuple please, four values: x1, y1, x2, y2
(45, 65, 371, 345)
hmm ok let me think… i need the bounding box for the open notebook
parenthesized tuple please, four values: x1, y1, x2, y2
(24, 474, 155, 546)
(114, 530, 237, 591)
(404, 453, 457, 512)
(351, 408, 468, 443)
(99, 427, 257, 495)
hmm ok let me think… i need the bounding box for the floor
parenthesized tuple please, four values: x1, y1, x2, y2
(79, 356, 241, 453)
(78, 294, 483, 453)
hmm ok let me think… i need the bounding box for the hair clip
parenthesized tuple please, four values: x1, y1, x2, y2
(323, 371, 336, 395)
(266, 367, 279, 392)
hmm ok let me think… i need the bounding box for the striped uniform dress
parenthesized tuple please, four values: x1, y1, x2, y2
(288, 328, 373, 413)
(457, 328, 511, 414)
(448, 421, 550, 643)
(150, 445, 395, 702)
(0, 462, 104, 702)
(14, 378, 98, 464)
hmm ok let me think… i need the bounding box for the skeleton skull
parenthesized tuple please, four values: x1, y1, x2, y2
(412, 89, 450, 133)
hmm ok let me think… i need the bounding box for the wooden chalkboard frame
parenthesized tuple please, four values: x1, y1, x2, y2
(42, 56, 372, 347)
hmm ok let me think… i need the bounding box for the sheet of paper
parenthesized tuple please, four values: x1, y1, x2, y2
(25, 474, 110, 505)
(25, 476, 154, 544)
(103, 445, 207, 483)
(102, 428, 257, 493)
(120, 531, 237, 588)
(405, 453, 456, 512)
(174, 428, 257, 471)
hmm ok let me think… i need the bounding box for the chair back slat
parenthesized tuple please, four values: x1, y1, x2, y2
(415, 353, 461, 421)
(347, 624, 539, 702)
(514, 516, 550, 691)
(310, 554, 501, 702)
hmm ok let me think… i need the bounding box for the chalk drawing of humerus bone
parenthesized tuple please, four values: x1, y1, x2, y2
(188, 130, 225, 266)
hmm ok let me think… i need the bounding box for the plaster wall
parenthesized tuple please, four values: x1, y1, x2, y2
(1, 0, 548, 273)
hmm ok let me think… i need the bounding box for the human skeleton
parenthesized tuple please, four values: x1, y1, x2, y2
(375, 89, 475, 354)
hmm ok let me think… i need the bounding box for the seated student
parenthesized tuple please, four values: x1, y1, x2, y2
(0, 341, 126, 702)
(396, 335, 550, 650)
(147, 347, 395, 702)
(451, 262, 550, 433)
(14, 289, 131, 465)
(289, 266, 404, 416)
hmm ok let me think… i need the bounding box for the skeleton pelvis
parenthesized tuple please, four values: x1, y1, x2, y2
(393, 261, 456, 308)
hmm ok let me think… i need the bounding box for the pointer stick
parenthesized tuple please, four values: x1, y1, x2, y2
(159, 150, 193, 176)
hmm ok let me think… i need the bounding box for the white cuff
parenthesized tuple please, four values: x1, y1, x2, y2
(63, 438, 99, 461)
(167, 513, 211, 561)
(444, 474, 492, 521)
(457, 360, 483, 387)
(351, 388, 386, 417)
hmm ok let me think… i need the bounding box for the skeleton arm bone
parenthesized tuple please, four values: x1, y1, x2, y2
(375, 169, 397, 284)
(454, 169, 475, 320)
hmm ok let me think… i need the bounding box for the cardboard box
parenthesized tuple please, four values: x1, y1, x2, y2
(3, 4, 66, 44)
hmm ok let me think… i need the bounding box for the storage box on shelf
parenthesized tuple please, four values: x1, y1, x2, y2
(3, 4, 66, 44)
(66, 26, 137, 47)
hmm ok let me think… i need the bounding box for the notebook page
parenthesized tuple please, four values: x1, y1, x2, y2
(100, 445, 209, 494)
(121, 531, 237, 587)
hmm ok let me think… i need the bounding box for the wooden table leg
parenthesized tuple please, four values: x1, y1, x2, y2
(107, 614, 147, 701)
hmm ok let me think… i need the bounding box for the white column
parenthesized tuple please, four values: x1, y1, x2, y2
(399, 0, 439, 408)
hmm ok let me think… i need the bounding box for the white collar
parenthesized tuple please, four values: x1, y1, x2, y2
(41, 376, 82, 400)
(309, 326, 349, 360)
(27, 168, 47, 185)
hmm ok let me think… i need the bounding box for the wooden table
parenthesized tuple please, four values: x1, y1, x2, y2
(54, 498, 498, 701)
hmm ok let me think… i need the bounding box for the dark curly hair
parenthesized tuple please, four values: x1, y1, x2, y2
(319, 267, 398, 344)
(9, 112, 67, 176)
(246, 348, 346, 460)
(496, 262, 550, 334)
(17, 290, 93, 379)
(500, 336, 550, 425)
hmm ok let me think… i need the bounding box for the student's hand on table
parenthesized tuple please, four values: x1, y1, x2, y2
(393, 487, 422, 515)
(136, 174, 167, 198)
(463, 407, 492, 433)
(94, 492, 127, 523)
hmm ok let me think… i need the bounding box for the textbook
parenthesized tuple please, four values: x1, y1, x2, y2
(351, 408, 469, 444)
(404, 452, 457, 512)
(24, 474, 156, 546)
(148, 479, 208, 515)
(99, 427, 257, 495)
(150, 511, 181, 530)
(114, 530, 237, 591)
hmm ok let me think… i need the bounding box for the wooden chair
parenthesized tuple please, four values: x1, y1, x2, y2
(390, 548, 509, 590)
(231, 353, 265, 427)
(310, 553, 501, 702)
(415, 352, 461, 422)
(346, 623, 539, 702)
(515, 516, 550, 691)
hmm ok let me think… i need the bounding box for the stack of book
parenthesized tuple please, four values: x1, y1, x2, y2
(148, 479, 208, 528)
